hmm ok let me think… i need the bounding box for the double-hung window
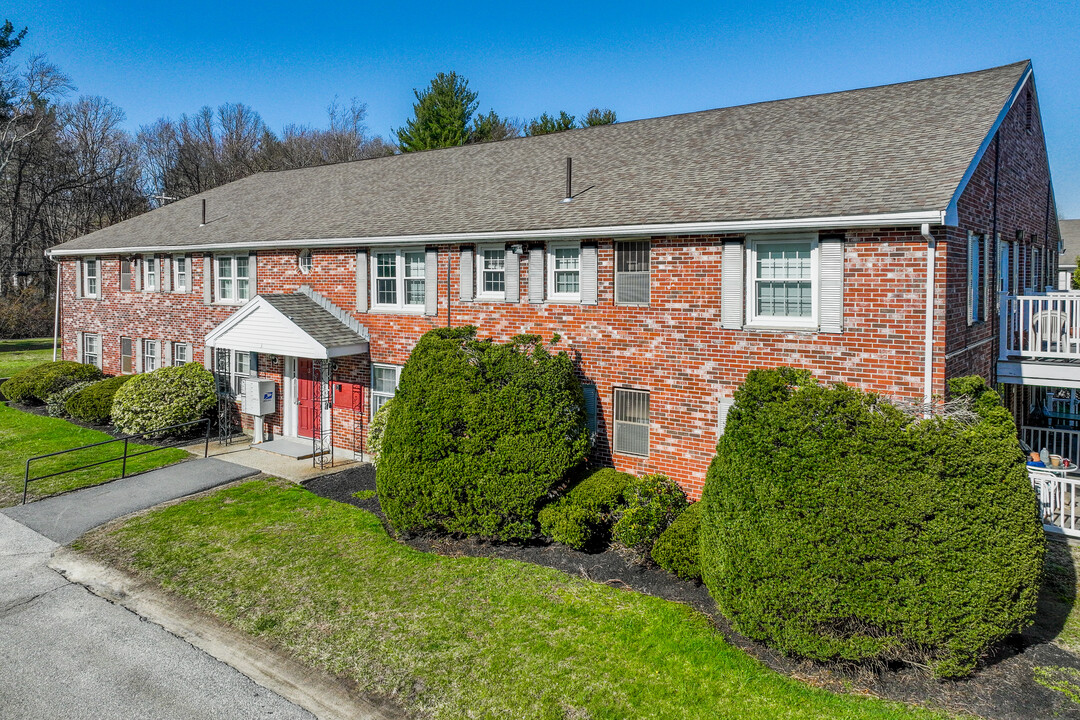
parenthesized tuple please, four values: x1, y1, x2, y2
(143, 256, 158, 292)
(372, 249, 425, 311)
(477, 246, 505, 300)
(172, 342, 189, 366)
(216, 255, 250, 303)
(372, 364, 400, 415)
(120, 260, 133, 291)
(173, 255, 188, 292)
(548, 242, 581, 302)
(120, 337, 134, 374)
(82, 259, 99, 298)
(232, 351, 250, 396)
(967, 232, 985, 324)
(613, 388, 650, 457)
(142, 340, 159, 372)
(615, 240, 650, 305)
(747, 237, 817, 328)
(82, 333, 100, 369)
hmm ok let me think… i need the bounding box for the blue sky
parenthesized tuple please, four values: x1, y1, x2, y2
(7, 0, 1080, 216)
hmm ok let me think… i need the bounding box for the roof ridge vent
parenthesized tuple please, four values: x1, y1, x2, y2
(296, 285, 370, 340)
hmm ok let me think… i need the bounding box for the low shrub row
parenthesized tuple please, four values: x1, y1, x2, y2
(1, 360, 103, 404)
(67, 375, 134, 424)
(46, 380, 95, 418)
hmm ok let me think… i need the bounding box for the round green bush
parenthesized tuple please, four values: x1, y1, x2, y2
(377, 327, 591, 541)
(46, 381, 94, 418)
(111, 363, 217, 435)
(1, 361, 102, 404)
(538, 467, 636, 550)
(367, 399, 392, 467)
(611, 473, 687, 551)
(700, 368, 1045, 678)
(66, 375, 135, 425)
(651, 501, 702, 581)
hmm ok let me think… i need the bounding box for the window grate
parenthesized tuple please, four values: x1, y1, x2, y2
(615, 241, 650, 304)
(614, 388, 649, 457)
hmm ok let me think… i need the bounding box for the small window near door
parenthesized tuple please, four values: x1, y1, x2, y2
(233, 351, 250, 396)
(172, 341, 189, 366)
(120, 337, 133, 374)
(372, 364, 400, 415)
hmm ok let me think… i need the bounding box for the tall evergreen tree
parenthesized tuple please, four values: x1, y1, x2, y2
(526, 111, 575, 136)
(396, 72, 478, 152)
(582, 108, 617, 126)
(468, 110, 521, 144)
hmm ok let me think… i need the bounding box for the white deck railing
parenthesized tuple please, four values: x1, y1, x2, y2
(1001, 293, 1080, 360)
(1031, 471, 1080, 538)
(1021, 425, 1080, 461)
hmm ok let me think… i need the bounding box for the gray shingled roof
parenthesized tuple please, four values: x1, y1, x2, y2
(261, 293, 368, 348)
(1060, 220, 1080, 269)
(49, 61, 1030, 255)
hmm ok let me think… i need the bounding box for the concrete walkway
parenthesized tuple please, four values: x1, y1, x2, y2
(2, 457, 257, 544)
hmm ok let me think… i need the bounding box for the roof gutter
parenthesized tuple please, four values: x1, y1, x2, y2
(944, 62, 1033, 226)
(45, 209, 946, 258)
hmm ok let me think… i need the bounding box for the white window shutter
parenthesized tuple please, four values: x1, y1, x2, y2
(459, 246, 474, 301)
(818, 237, 844, 333)
(161, 341, 172, 367)
(76, 331, 84, 363)
(133, 339, 142, 374)
(356, 250, 368, 312)
(721, 241, 744, 329)
(718, 397, 734, 436)
(74, 261, 83, 299)
(504, 247, 519, 303)
(967, 231, 975, 325)
(203, 345, 213, 370)
(424, 247, 438, 316)
(133, 258, 142, 292)
(528, 245, 545, 303)
(248, 253, 257, 296)
(583, 383, 598, 438)
(203, 255, 212, 304)
(580, 243, 598, 305)
(160, 256, 171, 293)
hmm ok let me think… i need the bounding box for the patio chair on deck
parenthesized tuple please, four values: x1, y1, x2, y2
(1031, 310, 1069, 354)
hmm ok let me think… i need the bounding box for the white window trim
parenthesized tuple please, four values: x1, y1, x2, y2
(371, 363, 401, 416)
(745, 234, 819, 330)
(232, 350, 250, 397)
(172, 341, 191, 366)
(547, 241, 582, 303)
(614, 239, 651, 306)
(613, 387, 650, 458)
(172, 255, 188, 293)
(298, 249, 313, 275)
(82, 333, 101, 369)
(82, 258, 99, 298)
(215, 255, 251, 305)
(475, 244, 506, 301)
(142, 339, 160, 372)
(370, 248, 426, 313)
(143, 255, 158, 292)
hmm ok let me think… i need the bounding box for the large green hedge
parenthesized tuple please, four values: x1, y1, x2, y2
(1, 360, 102, 404)
(700, 368, 1044, 678)
(651, 501, 702, 581)
(66, 375, 135, 425)
(377, 327, 590, 541)
(538, 468, 636, 549)
(111, 363, 217, 435)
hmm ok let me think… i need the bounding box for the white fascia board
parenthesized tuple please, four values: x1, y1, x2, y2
(203, 297, 265, 345)
(205, 297, 339, 360)
(46, 209, 946, 258)
(944, 62, 1034, 227)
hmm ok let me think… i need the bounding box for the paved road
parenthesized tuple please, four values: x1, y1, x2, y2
(3, 457, 257, 544)
(0, 460, 314, 720)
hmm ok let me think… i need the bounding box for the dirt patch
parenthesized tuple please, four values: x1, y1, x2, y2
(304, 466, 1080, 720)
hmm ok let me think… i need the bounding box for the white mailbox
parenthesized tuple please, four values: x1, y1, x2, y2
(241, 378, 276, 416)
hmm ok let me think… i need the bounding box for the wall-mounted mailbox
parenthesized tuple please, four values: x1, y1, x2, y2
(241, 378, 276, 416)
(332, 381, 362, 411)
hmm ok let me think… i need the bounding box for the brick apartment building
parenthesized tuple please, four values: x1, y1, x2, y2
(46, 60, 1062, 499)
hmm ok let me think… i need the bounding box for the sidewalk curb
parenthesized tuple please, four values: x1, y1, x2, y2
(49, 547, 401, 720)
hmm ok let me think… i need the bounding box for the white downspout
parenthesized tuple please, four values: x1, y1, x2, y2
(52, 258, 61, 361)
(922, 223, 935, 411)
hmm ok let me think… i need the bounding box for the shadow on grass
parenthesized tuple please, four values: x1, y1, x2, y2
(1027, 537, 1080, 651)
(0, 337, 52, 352)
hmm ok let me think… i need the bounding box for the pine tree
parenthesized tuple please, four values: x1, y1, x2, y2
(396, 72, 478, 152)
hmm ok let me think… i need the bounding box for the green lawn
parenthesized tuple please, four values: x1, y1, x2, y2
(0, 402, 191, 507)
(78, 478, 947, 720)
(0, 337, 53, 378)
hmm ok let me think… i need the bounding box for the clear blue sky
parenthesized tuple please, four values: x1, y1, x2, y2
(7, 0, 1080, 216)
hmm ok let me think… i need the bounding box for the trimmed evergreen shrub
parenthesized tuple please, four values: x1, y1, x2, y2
(377, 327, 590, 541)
(46, 381, 94, 418)
(700, 368, 1045, 678)
(538, 467, 636, 550)
(0, 361, 103, 404)
(651, 501, 702, 581)
(66, 375, 135, 425)
(611, 473, 687, 551)
(111, 363, 216, 435)
(367, 399, 392, 467)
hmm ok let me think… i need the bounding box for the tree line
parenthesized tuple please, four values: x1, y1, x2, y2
(0, 18, 615, 310)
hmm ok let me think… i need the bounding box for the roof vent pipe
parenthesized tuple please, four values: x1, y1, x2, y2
(201, 199, 206, 227)
(922, 222, 935, 414)
(560, 157, 573, 203)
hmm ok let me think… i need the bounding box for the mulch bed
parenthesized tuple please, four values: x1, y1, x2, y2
(304, 466, 1080, 720)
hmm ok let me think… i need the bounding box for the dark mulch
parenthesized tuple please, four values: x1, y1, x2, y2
(303, 466, 1080, 720)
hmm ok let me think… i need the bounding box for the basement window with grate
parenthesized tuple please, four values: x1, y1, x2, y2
(614, 387, 650, 457)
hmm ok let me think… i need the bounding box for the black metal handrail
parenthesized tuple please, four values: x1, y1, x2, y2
(22, 418, 212, 504)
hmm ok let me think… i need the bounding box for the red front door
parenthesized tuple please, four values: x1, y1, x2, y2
(297, 359, 316, 439)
